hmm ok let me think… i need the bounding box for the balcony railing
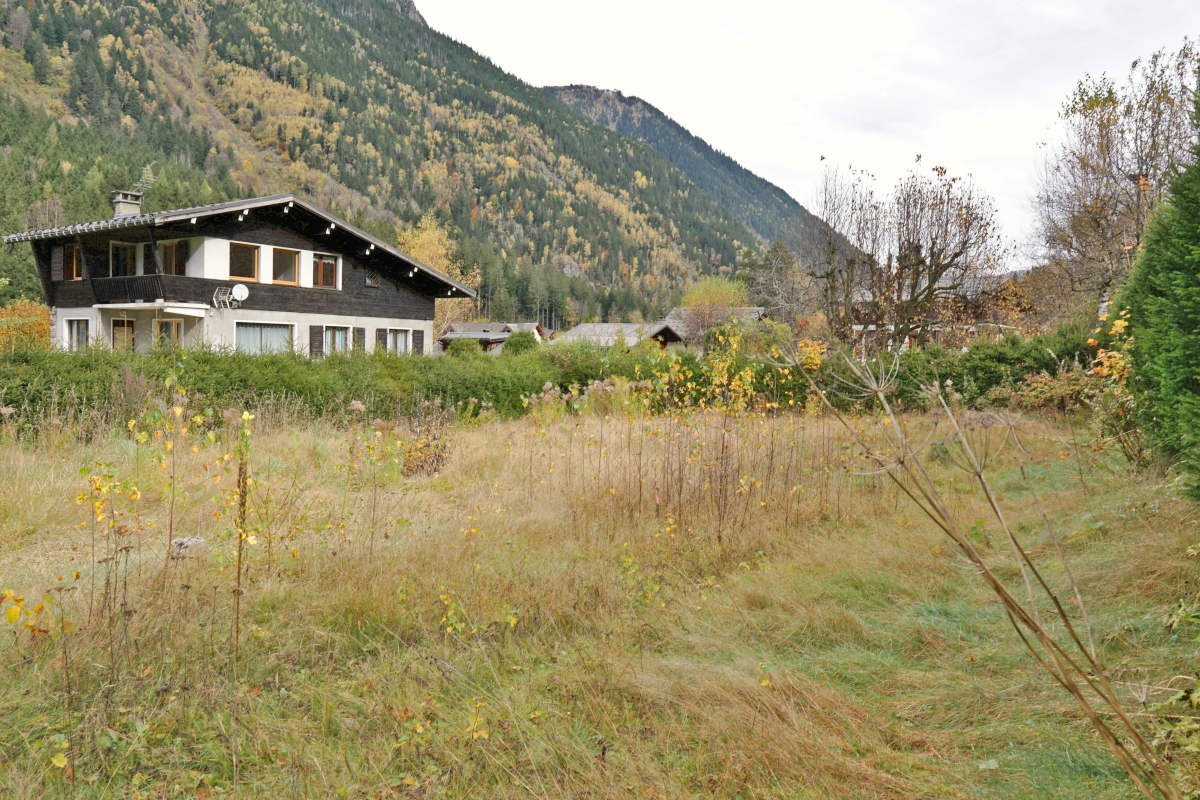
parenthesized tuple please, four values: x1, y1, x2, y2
(91, 274, 164, 303)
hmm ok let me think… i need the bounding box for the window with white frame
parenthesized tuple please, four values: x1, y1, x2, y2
(325, 326, 350, 354)
(382, 328, 409, 354)
(235, 322, 293, 354)
(66, 319, 89, 351)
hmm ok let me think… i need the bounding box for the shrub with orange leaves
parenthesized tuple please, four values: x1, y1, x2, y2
(0, 300, 50, 352)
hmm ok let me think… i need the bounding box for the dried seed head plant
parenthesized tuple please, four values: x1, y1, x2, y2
(803, 350, 1181, 800)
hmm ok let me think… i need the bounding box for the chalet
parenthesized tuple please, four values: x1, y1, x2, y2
(2, 192, 474, 355)
(660, 306, 765, 345)
(555, 322, 662, 348)
(438, 321, 547, 352)
(555, 308, 765, 350)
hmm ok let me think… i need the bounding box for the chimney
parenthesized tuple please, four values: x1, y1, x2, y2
(112, 189, 144, 217)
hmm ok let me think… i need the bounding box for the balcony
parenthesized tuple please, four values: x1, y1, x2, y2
(91, 274, 165, 303)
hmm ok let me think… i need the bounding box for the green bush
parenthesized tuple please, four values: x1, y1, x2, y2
(0, 318, 1104, 438)
(446, 338, 484, 358)
(502, 330, 539, 355)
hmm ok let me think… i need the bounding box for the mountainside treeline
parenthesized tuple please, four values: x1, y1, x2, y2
(546, 84, 828, 256)
(0, 0, 820, 325)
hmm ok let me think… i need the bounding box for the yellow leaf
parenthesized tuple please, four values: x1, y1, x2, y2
(51, 752, 68, 769)
(5, 605, 20, 624)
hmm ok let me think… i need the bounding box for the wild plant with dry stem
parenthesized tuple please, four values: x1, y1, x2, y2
(806, 351, 1181, 800)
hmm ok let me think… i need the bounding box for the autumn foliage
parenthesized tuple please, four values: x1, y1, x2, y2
(0, 299, 49, 352)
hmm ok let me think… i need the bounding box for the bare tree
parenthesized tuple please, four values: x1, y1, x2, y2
(24, 197, 65, 230)
(739, 240, 820, 328)
(813, 163, 1004, 351)
(811, 166, 886, 343)
(3, 6, 31, 51)
(1036, 41, 1198, 312)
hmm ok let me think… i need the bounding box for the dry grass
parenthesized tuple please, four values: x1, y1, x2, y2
(0, 407, 1195, 798)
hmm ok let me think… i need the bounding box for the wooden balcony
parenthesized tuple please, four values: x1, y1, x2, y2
(90, 274, 165, 303)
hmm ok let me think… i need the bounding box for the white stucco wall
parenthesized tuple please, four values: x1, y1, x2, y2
(51, 305, 431, 355)
(205, 308, 431, 354)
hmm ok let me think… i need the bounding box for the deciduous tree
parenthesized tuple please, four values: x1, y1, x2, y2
(1037, 41, 1198, 312)
(677, 276, 750, 344)
(813, 163, 1004, 351)
(738, 240, 819, 328)
(396, 213, 480, 336)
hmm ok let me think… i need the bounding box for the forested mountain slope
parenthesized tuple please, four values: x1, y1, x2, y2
(0, 0, 817, 323)
(547, 84, 828, 256)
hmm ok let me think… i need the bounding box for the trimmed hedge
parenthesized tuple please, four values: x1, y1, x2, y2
(0, 322, 1095, 436)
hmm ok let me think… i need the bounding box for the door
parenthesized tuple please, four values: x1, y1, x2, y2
(112, 319, 134, 351)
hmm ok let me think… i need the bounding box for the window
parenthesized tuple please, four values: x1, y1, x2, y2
(235, 322, 293, 354)
(66, 319, 89, 351)
(272, 248, 299, 284)
(364, 269, 381, 288)
(313, 254, 338, 288)
(110, 243, 137, 277)
(64, 244, 82, 281)
(381, 328, 409, 354)
(112, 319, 134, 351)
(157, 319, 183, 348)
(161, 241, 189, 276)
(230, 243, 258, 281)
(325, 326, 350, 354)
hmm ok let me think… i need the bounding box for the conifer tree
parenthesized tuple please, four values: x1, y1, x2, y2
(1119, 97, 1200, 488)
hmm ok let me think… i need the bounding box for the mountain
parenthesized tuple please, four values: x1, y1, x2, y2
(546, 85, 828, 256)
(0, 0, 818, 325)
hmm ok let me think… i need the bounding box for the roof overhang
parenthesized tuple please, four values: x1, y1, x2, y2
(5, 194, 476, 299)
(94, 301, 211, 318)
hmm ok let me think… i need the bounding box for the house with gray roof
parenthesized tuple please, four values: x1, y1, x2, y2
(3, 191, 474, 355)
(555, 322, 665, 348)
(438, 321, 547, 352)
(556, 307, 766, 350)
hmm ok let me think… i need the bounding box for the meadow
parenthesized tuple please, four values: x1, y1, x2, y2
(0, 386, 1197, 798)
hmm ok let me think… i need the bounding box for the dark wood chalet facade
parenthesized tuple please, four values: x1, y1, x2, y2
(3, 192, 474, 355)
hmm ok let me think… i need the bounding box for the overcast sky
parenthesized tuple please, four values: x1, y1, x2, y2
(419, 1, 1199, 264)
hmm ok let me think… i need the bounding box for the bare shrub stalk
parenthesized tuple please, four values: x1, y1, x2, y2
(808, 354, 1180, 800)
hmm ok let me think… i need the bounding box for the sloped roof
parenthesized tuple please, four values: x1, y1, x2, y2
(556, 322, 657, 347)
(446, 322, 512, 334)
(662, 306, 766, 341)
(3, 194, 476, 298)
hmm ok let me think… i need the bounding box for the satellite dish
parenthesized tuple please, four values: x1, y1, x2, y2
(231, 284, 249, 303)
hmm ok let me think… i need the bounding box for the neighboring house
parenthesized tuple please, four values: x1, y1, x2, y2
(2, 191, 474, 355)
(504, 322, 547, 342)
(555, 322, 664, 348)
(556, 308, 766, 350)
(661, 306, 766, 345)
(438, 321, 546, 352)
